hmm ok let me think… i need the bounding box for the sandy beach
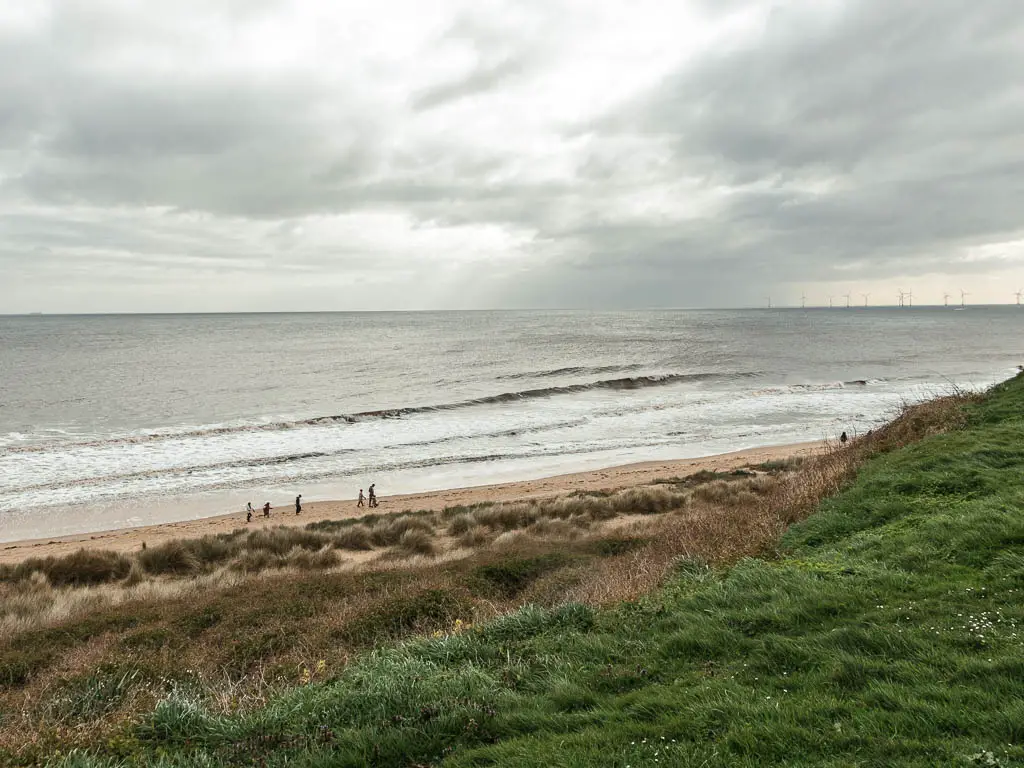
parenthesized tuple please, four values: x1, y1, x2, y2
(0, 441, 824, 565)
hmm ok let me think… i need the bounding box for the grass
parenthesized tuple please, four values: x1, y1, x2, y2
(3, 379, 1019, 765)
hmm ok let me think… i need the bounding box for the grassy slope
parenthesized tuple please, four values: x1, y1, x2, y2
(40, 377, 1024, 766)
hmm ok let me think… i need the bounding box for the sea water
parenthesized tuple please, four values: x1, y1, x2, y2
(0, 308, 1019, 541)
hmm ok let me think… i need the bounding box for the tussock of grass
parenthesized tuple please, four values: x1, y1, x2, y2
(457, 525, 492, 548)
(0, 550, 131, 588)
(285, 546, 340, 570)
(447, 513, 475, 536)
(395, 529, 435, 557)
(369, 515, 434, 547)
(138, 540, 201, 576)
(331, 524, 374, 551)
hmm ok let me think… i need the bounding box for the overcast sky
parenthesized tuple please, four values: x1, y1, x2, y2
(2, 0, 1023, 312)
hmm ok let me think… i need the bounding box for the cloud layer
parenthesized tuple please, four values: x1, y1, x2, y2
(2, 0, 1023, 311)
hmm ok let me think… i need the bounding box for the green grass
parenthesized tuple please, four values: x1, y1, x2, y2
(15, 376, 1024, 766)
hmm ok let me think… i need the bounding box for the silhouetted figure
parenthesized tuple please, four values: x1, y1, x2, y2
(357, 489, 365, 507)
(263, 502, 271, 518)
(246, 510, 252, 523)
(840, 431, 848, 444)
(295, 494, 302, 515)
(368, 483, 378, 508)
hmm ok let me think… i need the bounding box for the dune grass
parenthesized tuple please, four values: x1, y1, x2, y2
(2, 379, 1014, 766)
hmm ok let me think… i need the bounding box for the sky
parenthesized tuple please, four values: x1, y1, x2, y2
(1, 0, 1023, 313)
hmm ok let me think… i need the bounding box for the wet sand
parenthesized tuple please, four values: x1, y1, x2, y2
(0, 441, 824, 564)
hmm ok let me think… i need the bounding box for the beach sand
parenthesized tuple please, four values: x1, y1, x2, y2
(0, 441, 824, 565)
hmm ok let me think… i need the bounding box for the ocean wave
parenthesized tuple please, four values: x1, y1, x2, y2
(0, 372, 738, 454)
(1, 416, 600, 494)
(1, 434, 684, 509)
(496, 364, 641, 380)
(753, 382, 848, 396)
(7, 451, 339, 494)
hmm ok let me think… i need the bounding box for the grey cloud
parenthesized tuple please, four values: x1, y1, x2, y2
(412, 56, 528, 111)
(411, 6, 557, 111)
(2, 0, 1024, 312)
(538, 0, 1024, 303)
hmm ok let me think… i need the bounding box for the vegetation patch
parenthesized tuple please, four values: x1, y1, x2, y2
(0, 380, 1008, 765)
(470, 554, 572, 598)
(0, 549, 131, 587)
(334, 588, 474, 645)
(590, 537, 646, 557)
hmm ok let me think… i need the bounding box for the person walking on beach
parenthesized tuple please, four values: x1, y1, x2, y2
(263, 501, 271, 518)
(368, 483, 378, 508)
(295, 494, 302, 515)
(246, 508, 252, 523)
(357, 489, 365, 508)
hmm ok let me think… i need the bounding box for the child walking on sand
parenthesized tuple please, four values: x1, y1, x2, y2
(357, 489, 365, 507)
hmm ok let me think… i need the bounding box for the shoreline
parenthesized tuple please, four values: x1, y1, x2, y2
(0, 440, 824, 565)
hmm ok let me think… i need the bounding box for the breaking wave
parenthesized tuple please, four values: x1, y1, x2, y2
(1, 372, 749, 454)
(497, 364, 642, 380)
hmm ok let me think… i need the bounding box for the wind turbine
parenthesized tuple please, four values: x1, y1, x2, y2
(843, 293, 851, 308)
(1015, 289, 1022, 306)
(861, 292, 870, 307)
(897, 290, 905, 308)
(766, 295, 772, 309)
(827, 295, 834, 308)
(801, 293, 806, 309)
(960, 288, 969, 309)
(906, 290, 913, 308)
(943, 293, 951, 307)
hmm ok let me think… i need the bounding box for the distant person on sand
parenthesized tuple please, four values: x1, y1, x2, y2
(840, 431, 848, 445)
(295, 494, 302, 515)
(246, 508, 252, 523)
(357, 489, 365, 507)
(368, 483, 378, 508)
(263, 502, 271, 517)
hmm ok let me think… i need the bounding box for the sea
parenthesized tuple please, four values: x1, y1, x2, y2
(0, 309, 1019, 542)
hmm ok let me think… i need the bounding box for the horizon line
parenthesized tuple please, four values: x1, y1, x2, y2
(0, 304, 1014, 317)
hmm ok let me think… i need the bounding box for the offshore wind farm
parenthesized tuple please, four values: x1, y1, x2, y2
(771, 288, 1024, 308)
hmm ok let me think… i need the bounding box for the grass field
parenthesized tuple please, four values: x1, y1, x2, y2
(5, 376, 1023, 766)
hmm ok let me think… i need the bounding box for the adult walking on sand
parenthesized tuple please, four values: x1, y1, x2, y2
(295, 494, 302, 515)
(263, 501, 271, 517)
(368, 483, 378, 508)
